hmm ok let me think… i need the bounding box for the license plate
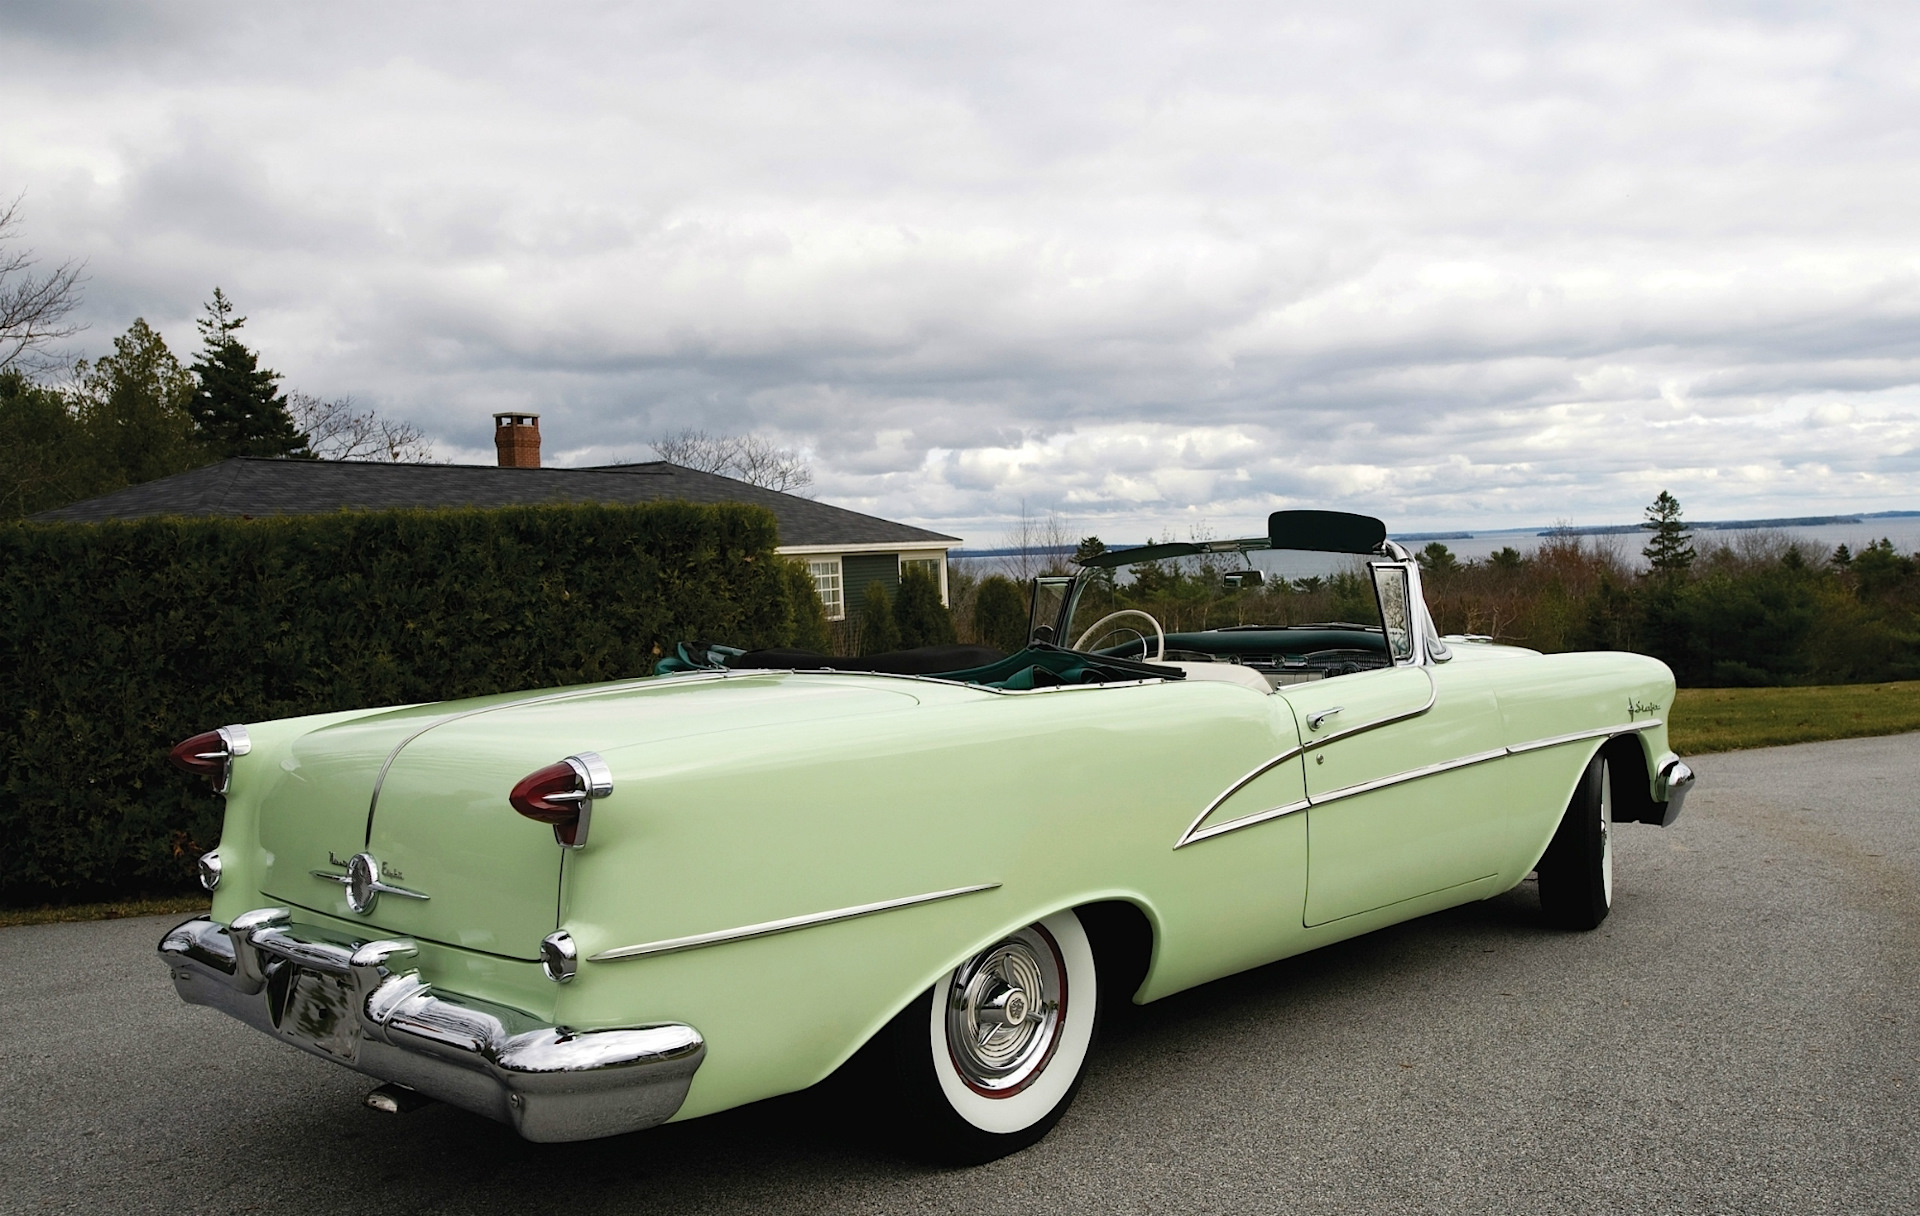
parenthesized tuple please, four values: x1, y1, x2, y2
(266, 964, 359, 1061)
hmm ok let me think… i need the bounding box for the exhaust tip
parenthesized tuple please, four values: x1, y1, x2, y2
(365, 1083, 435, 1114)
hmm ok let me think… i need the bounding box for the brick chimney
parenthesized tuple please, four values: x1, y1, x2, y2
(493, 413, 541, 468)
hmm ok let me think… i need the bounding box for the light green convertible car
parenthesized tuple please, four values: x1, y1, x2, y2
(159, 511, 1693, 1162)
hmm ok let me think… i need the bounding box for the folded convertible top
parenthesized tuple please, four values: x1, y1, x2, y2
(657, 641, 1183, 689)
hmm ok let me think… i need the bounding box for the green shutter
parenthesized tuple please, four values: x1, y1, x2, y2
(842, 553, 900, 620)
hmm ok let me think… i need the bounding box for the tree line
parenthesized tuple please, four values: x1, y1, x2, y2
(945, 492, 1920, 687)
(1, 199, 432, 519)
(2, 289, 434, 519)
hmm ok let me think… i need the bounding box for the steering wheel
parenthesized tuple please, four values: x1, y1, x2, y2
(1074, 610, 1167, 662)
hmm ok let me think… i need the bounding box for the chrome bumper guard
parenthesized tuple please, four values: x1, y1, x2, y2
(1654, 759, 1695, 827)
(159, 909, 705, 1142)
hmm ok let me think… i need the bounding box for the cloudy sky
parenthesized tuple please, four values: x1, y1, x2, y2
(4, 0, 1918, 544)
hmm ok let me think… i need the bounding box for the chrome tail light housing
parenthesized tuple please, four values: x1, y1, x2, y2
(169, 725, 252, 793)
(509, 751, 613, 847)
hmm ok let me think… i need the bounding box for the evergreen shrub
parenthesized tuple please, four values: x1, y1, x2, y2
(893, 566, 956, 649)
(859, 581, 901, 654)
(972, 575, 1029, 653)
(0, 501, 814, 905)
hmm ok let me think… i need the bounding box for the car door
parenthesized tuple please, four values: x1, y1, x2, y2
(1280, 565, 1512, 926)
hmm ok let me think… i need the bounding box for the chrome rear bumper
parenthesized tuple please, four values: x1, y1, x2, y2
(159, 910, 704, 1142)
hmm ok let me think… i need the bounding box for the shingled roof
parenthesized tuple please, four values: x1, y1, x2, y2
(29, 458, 960, 549)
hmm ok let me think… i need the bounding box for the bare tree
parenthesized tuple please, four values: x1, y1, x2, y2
(998, 503, 1076, 581)
(287, 392, 436, 462)
(650, 428, 814, 494)
(0, 194, 86, 373)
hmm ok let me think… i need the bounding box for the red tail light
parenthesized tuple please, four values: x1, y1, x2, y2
(509, 752, 612, 848)
(510, 762, 586, 823)
(169, 725, 251, 793)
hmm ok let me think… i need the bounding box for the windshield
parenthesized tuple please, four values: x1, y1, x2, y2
(1064, 550, 1384, 651)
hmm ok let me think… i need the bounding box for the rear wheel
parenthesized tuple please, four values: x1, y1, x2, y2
(1538, 753, 1613, 930)
(878, 908, 1099, 1164)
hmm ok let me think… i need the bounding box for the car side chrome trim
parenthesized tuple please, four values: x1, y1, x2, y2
(1308, 746, 1513, 807)
(1173, 745, 1309, 845)
(1504, 719, 1663, 754)
(1175, 715, 1664, 848)
(588, 883, 1001, 963)
(1173, 668, 1439, 848)
(1176, 799, 1313, 847)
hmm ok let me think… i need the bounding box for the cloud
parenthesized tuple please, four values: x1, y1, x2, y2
(3, 0, 1918, 543)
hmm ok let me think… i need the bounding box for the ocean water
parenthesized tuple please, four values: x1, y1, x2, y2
(1396, 517, 1920, 570)
(958, 515, 1920, 583)
(1229, 516, 1920, 582)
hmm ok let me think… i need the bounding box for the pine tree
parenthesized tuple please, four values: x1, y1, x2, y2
(1418, 541, 1460, 574)
(1640, 490, 1695, 574)
(188, 288, 309, 458)
(1073, 535, 1117, 594)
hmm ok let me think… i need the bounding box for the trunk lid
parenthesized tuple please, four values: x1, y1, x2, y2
(259, 674, 921, 960)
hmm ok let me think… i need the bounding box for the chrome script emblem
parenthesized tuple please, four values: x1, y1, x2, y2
(311, 851, 431, 914)
(345, 852, 380, 914)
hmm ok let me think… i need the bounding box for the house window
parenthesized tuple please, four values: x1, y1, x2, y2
(899, 555, 945, 605)
(808, 558, 844, 620)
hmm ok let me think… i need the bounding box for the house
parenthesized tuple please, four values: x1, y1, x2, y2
(31, 413, 959, 620)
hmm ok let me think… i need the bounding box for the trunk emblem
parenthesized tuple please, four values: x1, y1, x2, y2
(312, 851, 431, 915)
(346, 853, 379, 914)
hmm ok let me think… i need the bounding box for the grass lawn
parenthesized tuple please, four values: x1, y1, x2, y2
(1670, 679, 1920, 755)
(0, 894, 209, 929)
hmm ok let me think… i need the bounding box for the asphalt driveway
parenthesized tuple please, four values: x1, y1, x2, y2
(4, 733, 1916, 1215)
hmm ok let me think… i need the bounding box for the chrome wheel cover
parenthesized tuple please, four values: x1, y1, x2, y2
(944, 925, 1067, 1096)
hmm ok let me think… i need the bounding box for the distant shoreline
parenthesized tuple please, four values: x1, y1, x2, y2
(1400, 510, 1920, 543)
(952, 510, 1920, 557)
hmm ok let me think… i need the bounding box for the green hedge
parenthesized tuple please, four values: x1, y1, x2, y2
(0, 502, 823, 906)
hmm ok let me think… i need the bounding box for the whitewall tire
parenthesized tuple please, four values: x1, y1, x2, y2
(882, 908, 1100, 1162)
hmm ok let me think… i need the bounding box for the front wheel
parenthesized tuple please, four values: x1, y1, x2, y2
(1538, 753, 1614, 930)
(878, 908, 1099, 1164)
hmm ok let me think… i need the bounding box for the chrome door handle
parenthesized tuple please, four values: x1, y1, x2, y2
(1307, 706, 1343, 731)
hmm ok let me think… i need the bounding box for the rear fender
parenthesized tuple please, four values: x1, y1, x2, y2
(820, 891, 1164, 1095)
